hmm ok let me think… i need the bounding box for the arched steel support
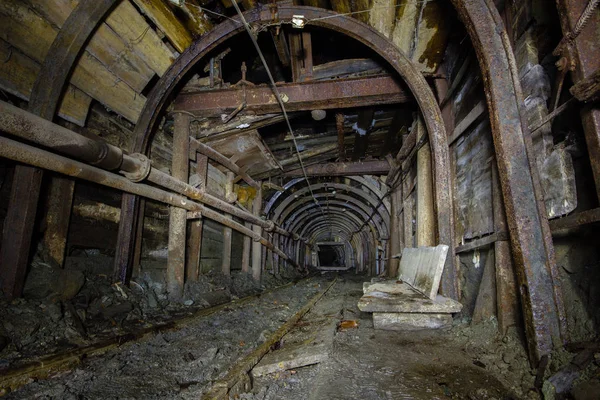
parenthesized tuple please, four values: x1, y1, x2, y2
(122, 5, 455, 298)
(451, 0, 565, 362)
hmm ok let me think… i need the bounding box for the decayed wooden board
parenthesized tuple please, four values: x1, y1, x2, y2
(0, 39, 90, 126)
(251, 343, 329, 377)
(392, 0, 419, 55)
(368, 0, 395, 38)
(131, 0, 193, 53)
(104, 1, 174, 76)
(24, 0, 155, 93)
(390, 0, 449, 72)
(454, 119, 494, 240)
(202, 130, 282, 176)
(0, 0, 146, 122)
(166, 0, 213, 38)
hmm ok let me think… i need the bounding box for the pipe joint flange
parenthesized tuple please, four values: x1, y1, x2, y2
(252, 233, 262, 242)
(123, 153, 151, 182)
(292, 233, 300, 241)
(264, 220, 276, 232)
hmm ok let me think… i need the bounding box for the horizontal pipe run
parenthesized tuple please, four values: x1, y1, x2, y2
(0, 100, 295, 240)
(0, 135, 298, 267)
(0, 101, 124, 170)
(189, 138, 260, 189)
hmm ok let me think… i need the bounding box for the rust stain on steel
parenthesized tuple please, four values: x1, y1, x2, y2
(173, 75, 412, 115)
(451, 0, 563, 362)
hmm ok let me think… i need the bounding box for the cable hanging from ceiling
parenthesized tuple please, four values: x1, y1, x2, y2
(230, 0, 335, 236)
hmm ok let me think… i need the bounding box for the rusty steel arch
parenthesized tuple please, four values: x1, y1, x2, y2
(125, 4, 456, 298)
(115, 4, 564, 363)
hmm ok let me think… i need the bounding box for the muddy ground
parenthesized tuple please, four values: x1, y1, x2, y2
(0, 254, 300, 368)
(244, 276, 599, 400)
(2, 271, 599, 399)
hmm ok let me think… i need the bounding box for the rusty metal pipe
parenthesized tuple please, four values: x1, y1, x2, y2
(0, 100, 295, 239)
(0, 101, 123, 170)
(0, 135, 297, 263)
(189, 138, 260, 189)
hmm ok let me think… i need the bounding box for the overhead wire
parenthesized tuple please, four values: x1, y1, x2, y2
(229, 0, 335, 236)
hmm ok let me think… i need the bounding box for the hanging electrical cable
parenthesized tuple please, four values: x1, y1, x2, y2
(229, 0, 335, 236)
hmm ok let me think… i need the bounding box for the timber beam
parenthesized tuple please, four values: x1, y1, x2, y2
(173, 75, 412, 116)
(283, 160, 390, 177)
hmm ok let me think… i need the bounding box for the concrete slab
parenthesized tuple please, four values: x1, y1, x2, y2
(399, 245, 448, 300)
(373, 312, 453, 331)
(358, 285, 462, 313)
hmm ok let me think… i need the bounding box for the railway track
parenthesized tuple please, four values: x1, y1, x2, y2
(0, 276, 337, 398)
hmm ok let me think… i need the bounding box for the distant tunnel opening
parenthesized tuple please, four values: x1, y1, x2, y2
(318, 244, 345, 267)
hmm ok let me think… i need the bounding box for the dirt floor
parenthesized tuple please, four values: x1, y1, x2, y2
(0, 254, 299, 367)
(247, 276, 530, 400)
(2, 270, 599, 399)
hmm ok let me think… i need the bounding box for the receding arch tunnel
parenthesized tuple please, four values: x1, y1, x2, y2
(0, 0, 598, 398)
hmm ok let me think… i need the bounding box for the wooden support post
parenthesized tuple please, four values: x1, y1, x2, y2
(336, 113, 346, 161)
(114, 194, 139, 283)
(272, 233, 280, 276)
(132, 198, 145, 279)
(352, 109, 374, 161)
(167, 113, 191, 299)
(241, 219, 251, 274)
(0, 166, 43, 300)
(186, 153, 208, 282)
(221, 172, 235, 276)
(301, 32, 313, 80)
(222, 222, 232, 276)
(416, 117, 435, 247)
(289, 33, 302, 82)
(42, 176, 75, 267)
(493, 163, 519, 334)
(402, 175, 414, 248)
(388, 184, 403, 278)
(251, 182, 263, 282)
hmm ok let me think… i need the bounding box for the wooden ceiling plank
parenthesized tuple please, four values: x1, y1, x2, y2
(25, 0, 155, 93)
(0, 39, 91, 126)
(0, 0, 146, 122)
(131, 0, 194, 53)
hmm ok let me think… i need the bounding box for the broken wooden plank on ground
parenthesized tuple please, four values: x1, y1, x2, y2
(251, 342, 329, 377)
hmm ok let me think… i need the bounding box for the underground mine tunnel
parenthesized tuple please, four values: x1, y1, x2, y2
(0, 0, 599, 398)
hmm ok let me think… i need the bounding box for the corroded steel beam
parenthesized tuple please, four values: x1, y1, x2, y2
(452, 0, 564, 362)
(173, 75, 412, 116)
(283, 160, 391, 177)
